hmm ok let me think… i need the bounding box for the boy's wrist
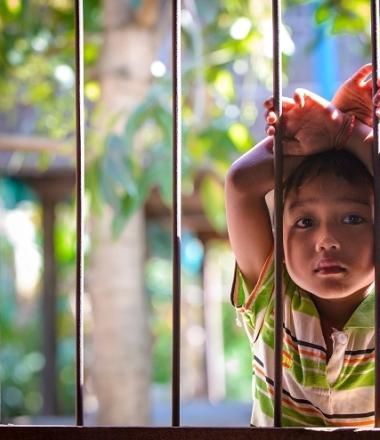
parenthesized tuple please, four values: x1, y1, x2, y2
(341, 117, 374, 175)
(334, 113, 356, 150)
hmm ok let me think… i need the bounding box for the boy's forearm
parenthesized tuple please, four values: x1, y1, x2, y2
(228, 136, 304, 197)
(226, 136, 303, 286)
(343, 119, 373, 174)
(228, 137, 275, 196)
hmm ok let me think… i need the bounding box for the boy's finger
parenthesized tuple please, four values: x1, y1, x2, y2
(376, 108, 380, 119)
(265, 138, 274, 154)
(361, 80, 373, 89)
(373, 91, 380, 105)
(266, 111, 277, 124)
(282, 97, 296, 111)
(350, 63, 372, 86)
(264, 96, 294, 111)
(263, 97, 274, 109)
(294, 87, 329, 109)
(266, 125, 276, 136)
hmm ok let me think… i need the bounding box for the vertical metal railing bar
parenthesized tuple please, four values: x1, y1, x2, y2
(371, 0, 380, 427)
(74, 0, 85, 427)
(272, 0, 284, 428)
(171, 0, 182, 428)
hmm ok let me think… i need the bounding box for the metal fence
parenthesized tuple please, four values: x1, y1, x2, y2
(1, 0, 380, 438)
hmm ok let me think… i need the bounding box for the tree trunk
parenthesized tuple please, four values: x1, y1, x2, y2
(88, 210, 150, 425)
(87, 0, 163, 425)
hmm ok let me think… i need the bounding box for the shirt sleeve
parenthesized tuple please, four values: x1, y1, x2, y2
(230, 250, 275, 343)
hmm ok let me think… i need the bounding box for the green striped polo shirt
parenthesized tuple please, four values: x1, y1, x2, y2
(231, 252, 375, 427)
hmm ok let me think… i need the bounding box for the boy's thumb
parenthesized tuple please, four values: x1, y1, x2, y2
(294, 89, 305, 108)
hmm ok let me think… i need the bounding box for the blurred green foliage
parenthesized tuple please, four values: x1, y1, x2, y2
(98, 0, 372, 236)
(0, 0, 101, 139)
(0, 0, 373, 234)
(0, 234, 43, 418)
(0, 201, 77, 419)
(55, 203, 78, 414)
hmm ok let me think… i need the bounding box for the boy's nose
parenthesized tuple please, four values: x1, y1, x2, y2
(315, 233, 340, 252)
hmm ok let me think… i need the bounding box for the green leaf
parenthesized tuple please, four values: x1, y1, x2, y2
(214, 69, 235, 100)
(314, 5, 331, 25)
(111, 214, 127, 239)
(143, 144, 172, 205)
(111, 193, 142, 238)
(194, 121, 237, 163)
(85, 159, 103, 214)
(84, 41, 100, 65)
(227, 122, 252, 152)
(103, 133, 138, 196)
(99, 158, 120, 210)
(154, 108, 172, 144)
(331, 14, 366, 34)
(199, 175, 226, 232)
(55, 222, 76, 265)
(123, 98, 156, 142)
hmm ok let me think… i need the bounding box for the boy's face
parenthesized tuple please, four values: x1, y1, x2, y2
(283, 174, 374, 301)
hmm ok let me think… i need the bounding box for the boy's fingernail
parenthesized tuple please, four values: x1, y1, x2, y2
(295, 91, 305, 107)
(267, 113, 276, 123)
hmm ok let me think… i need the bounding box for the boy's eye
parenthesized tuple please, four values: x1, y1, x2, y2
(342, 214, 364, 225)
(295, 217, 314, 228)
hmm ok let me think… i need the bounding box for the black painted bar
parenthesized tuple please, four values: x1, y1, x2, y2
(74, 0, 85, 426)
(371, 0, 380, 428)
(272, 0, 284, 428)
(171, 0, 182, 428)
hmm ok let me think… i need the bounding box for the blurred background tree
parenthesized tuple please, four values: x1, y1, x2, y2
(0, 0, 373, 426)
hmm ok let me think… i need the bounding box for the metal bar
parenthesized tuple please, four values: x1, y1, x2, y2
(171, 0, 182, 428)
(371, 0, 380, 427)
(272, 0, 284, 428)
(74, 0, 85, 426)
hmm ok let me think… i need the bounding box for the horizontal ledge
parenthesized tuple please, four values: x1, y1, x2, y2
(1, 426, 380, 440)
(0, 134, 73, 156)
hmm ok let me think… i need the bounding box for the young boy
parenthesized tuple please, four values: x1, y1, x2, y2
(225, 66, 378, 427)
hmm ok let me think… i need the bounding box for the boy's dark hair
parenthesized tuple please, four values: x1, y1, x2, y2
(284, 149, 373, 198)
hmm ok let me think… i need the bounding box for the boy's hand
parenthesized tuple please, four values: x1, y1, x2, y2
(264, 89, 345, 155)
(332, 64, 373, 126)
(374, 78, 380, 119)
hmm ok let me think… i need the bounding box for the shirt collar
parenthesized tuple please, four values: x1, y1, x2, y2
(344, 283, 375, 329)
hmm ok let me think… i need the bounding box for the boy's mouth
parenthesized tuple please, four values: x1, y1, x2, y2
(314, 260, 346, 275)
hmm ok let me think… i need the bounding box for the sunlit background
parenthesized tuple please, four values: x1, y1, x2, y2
(0, 0, 372, 427)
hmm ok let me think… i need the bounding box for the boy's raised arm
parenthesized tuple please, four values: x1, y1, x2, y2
(225, 136, 303, 289)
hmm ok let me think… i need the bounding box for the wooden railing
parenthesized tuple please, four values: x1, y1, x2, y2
(2, 426, 380, 440)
